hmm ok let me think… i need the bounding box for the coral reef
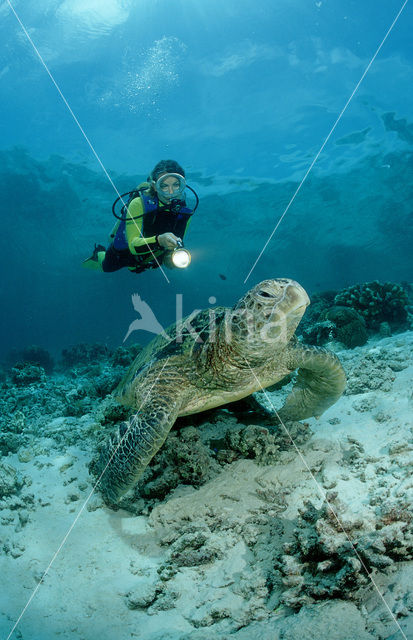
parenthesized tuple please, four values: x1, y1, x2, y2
(0, 342, 140, 457)
(300, 320, 335, 347)
(61, 342, 112, 368)
(110, 344, 142, 367)
(322, 306, 368, 348)
(9, 362, 46, 386)
(297, 291, 337, 345)
(108, 420, 313, 512)
(6, 345, 54, 373)
(301, 306, 368, 349)
(299, 281, 411, 348)
(112, 425, 223, 508)
(334, 281, 409, 329)
(268, 495, 412, 610)
(343, 344, 407, 394)
(1, 332, 412, 640)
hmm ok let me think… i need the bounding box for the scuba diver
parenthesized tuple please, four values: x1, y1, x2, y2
(83, 159, 198, 274)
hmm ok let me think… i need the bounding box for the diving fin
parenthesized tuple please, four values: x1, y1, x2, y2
(82, 244, 106, 271)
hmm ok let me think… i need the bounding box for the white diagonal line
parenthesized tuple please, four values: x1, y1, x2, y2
(5, 357, 171, 640)
(244, 0, 409, 284)
(5, 0, 170, 283)
(246, 362, 407, 640)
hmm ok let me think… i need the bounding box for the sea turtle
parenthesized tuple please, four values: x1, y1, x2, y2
(91, 278, 346, 503)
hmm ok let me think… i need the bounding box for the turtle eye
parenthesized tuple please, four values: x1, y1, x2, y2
(258, 290, 274, 298)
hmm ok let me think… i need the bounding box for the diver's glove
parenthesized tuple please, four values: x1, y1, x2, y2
(157, 233, 181, 250)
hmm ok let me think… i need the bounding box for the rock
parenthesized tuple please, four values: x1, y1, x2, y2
(18, 449, 33, 463)
(125, 581, 159, 609)
(231, 600, 375, 639)
(0, 462, 24, 498)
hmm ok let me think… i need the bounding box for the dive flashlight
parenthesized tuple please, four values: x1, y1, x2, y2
(171, 240, 191, 269)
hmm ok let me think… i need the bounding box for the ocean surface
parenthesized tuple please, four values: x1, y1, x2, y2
(0, 1, 412, 639)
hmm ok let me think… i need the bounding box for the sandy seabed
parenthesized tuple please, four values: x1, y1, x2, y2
(0, 332, 412, 640)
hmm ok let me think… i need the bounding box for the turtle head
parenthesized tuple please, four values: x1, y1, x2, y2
(226, 278, 310, 356)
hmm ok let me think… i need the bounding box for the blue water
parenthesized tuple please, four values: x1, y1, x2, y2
(0, 0, 412, 356)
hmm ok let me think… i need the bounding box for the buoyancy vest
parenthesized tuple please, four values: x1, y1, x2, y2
(112, 193, 192, 252)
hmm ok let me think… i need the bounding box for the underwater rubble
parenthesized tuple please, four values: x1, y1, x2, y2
(0, 304, 412, 639)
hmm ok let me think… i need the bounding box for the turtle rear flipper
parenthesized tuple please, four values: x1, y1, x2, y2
(91, 391, 184, 504)
(277, 346, 346, 422)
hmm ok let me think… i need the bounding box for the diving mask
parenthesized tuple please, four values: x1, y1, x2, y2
(154, 173, 186, 203)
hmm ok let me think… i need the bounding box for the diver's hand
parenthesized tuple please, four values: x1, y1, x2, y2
(157, 233, 181, 249)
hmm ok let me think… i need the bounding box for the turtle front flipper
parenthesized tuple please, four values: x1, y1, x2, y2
(277, 345, 346, 422)
(90, 393, 183, 504)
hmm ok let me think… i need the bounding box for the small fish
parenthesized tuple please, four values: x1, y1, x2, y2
(219, 274, 227, 280)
